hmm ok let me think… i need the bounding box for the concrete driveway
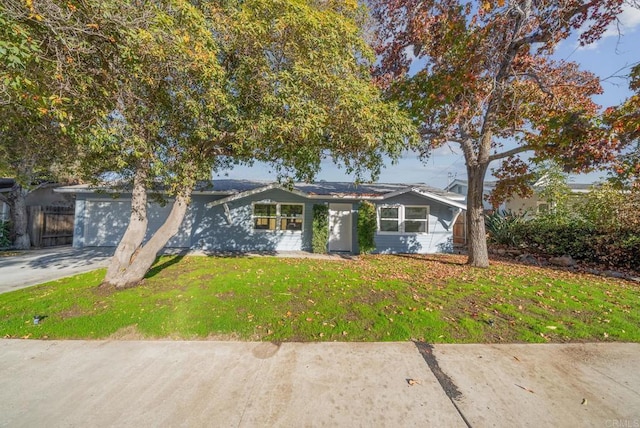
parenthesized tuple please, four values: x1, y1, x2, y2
(0, 247, 113, 294)
(0, 340, 638, 427)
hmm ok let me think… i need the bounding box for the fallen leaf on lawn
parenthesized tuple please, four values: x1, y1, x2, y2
(407, 379, 421, 386)
(546, 326, 557, 330)
(515, 384, 534, 393)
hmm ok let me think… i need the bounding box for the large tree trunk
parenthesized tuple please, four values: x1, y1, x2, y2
(466, 162, 490, 268)
(104, 192, 190, 288)
(8, 185, 30, 250)
(105, 167, 149, 282)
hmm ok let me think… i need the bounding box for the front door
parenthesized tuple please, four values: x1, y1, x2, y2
(328, 203, 352, 252)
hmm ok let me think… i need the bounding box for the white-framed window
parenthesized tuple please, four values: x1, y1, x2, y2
(377, 205, 429, 234)
(537, 202, 549, 214)
(379, 206, 400, 232)
(404, 206, 429, 233)
(253, 203, 304, 231)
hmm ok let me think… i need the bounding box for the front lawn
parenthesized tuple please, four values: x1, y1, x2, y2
(1, 254, 638, 343)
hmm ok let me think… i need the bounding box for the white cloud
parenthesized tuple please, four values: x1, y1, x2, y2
(602, 4, 640, 38)
(578, 3, 640, 50)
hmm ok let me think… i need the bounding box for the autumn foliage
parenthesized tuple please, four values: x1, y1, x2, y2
(605, 64, 640, 187)
(369, 0, 625, 267)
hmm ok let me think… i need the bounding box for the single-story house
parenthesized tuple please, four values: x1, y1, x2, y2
(56, 180, 467, 254)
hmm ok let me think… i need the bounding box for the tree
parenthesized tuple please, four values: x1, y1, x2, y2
(7, 0, 414, 287)
(605, 63, 640, 187)
(370, 0, 623, 267)
(0, 0, 119, 249)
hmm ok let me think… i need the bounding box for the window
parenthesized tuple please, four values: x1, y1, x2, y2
(537, 202, 549, 214)
(253, 203, 304, 231)
(405, 206, 428, 233)
(378, 205, 429, 234)
(379, 207, 400, 232)
(253, 204, 277, 230)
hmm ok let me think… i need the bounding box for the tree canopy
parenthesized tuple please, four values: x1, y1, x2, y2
(2, 0, 415, 285)
(370, 0, 624, 267)
(605, 63, 640, 187)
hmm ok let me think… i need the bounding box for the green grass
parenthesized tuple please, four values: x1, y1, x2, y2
(1, 254, 639, 343)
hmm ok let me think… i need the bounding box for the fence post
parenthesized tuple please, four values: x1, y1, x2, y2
(28, 206, 44, 247)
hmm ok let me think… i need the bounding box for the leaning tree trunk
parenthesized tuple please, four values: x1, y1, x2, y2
(8, 185, 30, 250)
(105, 167, 149, 282)
(102, 189, 191, 289)
(466, 162, 490, 268)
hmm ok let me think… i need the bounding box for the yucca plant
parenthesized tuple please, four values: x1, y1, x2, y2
(485, 210, 527, 247)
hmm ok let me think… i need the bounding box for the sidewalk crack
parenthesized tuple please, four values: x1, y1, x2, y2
(414, 341, 472, 428)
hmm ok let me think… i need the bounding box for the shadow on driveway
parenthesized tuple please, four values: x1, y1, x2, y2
(0, 247, 115, 293)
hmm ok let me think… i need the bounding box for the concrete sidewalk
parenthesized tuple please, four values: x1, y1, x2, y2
(1, 340, 638, 427)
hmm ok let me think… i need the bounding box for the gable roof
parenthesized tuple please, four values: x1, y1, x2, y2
(205, 181, 466, 210)
(57, 179, 467, 210)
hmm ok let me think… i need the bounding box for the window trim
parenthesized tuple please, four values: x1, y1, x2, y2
(252, 202, 304, 233)
(377, 204, 429, 234)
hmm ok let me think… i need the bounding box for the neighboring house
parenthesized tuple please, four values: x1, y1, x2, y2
(56, 180, 467, 254)
(445, 179, 500, 211)
(0, 179, 14, 221)
(0, 178, 76, 217)
(445, 178, 594, 215)
(0, 178, 76, 247)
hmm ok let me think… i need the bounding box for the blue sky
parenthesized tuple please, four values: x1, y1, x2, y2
(215, 5, 640, 188)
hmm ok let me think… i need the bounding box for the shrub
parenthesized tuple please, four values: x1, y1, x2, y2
(591, 231, 640, 271)
(485, 210, 527, 246)
(312, 204, 329, 254)
(516, 217, 595, 259)
(357, 201, 377, 254)
(0, 220, 10, 248)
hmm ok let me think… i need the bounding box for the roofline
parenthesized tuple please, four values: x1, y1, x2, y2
(205, 183, 309, 208)
(383, 187, 467, 210)
(58, 182, 467, 209)
(54, 185, 235, 196)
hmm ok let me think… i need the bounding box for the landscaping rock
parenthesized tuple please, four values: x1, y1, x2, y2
(516, 253, 539, 265)
(603, 270, 626, 279)
(549, 255, 576, 267)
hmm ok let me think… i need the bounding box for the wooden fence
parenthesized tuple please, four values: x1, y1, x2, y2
(28, 206, 74, 247)
(453, 212, 466, 246)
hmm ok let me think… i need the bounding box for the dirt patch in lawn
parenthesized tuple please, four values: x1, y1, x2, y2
(58, 304, 89, 320)
(107, 325, 147, 340)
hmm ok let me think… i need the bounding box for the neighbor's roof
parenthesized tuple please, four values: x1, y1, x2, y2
(446, 178, 598, 194)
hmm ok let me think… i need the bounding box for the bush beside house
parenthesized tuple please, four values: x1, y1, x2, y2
(357, 201, 376, 254)
(312, 204, 329, 254)
(486, 184, 640, 271)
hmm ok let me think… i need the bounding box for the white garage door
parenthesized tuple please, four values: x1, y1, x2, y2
(84, 200, 192, 247)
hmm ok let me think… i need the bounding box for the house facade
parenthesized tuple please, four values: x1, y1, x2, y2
(57, 180, 466, 254)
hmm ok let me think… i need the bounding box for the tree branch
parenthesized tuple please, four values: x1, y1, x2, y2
(488, 144, 533, 162)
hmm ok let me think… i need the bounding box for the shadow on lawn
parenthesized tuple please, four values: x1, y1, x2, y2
(143, 250, 280, 280)
(146, 255, 186, 279)
(391, 253, 467, 266)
